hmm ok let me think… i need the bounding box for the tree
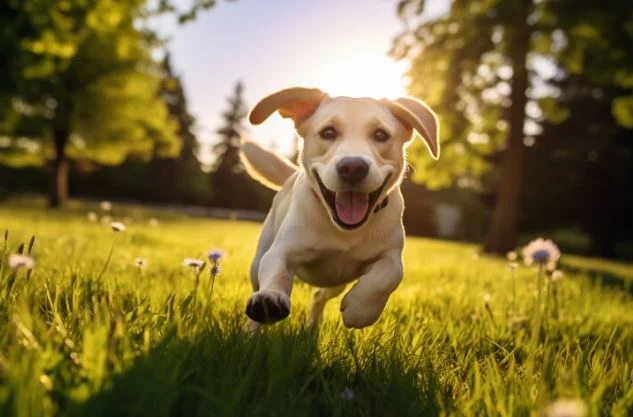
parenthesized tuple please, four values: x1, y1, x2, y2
(0, 0, 179, 207)
(210, 81, 248, 209)
(392, 0, 632, 254)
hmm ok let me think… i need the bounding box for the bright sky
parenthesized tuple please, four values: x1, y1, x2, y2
(161, 0, 448, 159)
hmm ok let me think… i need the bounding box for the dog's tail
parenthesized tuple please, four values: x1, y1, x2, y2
(240, 139, 298, 191)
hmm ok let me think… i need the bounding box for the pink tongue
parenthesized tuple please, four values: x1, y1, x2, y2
(335, 191, 369, 225)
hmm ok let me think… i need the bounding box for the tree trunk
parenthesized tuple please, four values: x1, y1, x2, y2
(483, 6, 532, 254)
(49, 130, 70, 208)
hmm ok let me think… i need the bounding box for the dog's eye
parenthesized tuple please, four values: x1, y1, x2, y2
(372, 128, 390, 143)
(319, 126, 337, 141)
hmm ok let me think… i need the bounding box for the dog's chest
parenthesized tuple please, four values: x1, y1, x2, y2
(295, 247, 376, 288)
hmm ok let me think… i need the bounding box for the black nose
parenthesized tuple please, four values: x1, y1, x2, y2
(336, 157, 369, 185)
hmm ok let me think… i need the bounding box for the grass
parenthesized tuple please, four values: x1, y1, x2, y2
(1, 198, 633, 417)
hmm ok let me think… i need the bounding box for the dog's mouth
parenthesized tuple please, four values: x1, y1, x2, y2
(313, 171, 391, 230)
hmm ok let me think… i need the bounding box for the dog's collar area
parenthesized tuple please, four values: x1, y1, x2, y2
(373, 196, 389, 213)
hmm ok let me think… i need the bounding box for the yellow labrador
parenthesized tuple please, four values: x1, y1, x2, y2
(240, 87, 439, 330)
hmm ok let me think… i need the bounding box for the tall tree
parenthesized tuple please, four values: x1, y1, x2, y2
(0, 0, 179, 207)
(210, 81, 248, 209)
(393, 0, 631, 254)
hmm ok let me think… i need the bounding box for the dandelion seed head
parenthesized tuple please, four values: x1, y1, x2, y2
(508, 262, 519, 271)
(506, 251, 518, 261)
(551, 270, 564, 282)
(183, 258, 204, 268)
(544, 399, 588, 417)
(100, 201, 112, 212)
(522, 238, 561, 266)
(111, 222, 126, 232)
(134, 257, 147, 268)
(87, 212, 98, 222)
(207, 249, 224, 262)
(9, 254, 35, 270)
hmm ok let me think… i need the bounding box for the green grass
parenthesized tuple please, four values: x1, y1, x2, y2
(1, 199, 633, 417)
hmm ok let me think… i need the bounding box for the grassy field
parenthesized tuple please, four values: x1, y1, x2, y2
(1, 199, 632, 417)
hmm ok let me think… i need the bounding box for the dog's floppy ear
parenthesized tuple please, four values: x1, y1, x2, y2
(249, 87, 326, 125)
(384, 97, 440, 160)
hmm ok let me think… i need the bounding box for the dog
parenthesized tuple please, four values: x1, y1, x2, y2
(240, 87, 439, 330)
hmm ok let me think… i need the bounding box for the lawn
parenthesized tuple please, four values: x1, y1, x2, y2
(1, 198, 632, 417)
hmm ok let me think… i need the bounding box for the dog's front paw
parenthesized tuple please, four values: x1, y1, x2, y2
(246, 290, 291, 324)
(340, 293, 384, 329)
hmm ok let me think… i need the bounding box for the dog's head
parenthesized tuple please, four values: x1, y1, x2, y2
(250, 87, 439, 231)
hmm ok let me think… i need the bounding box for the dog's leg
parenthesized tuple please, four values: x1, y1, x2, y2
(308, 285, 346, 327)
(246, 247, 294, 324)
(340, 250, 403, 329)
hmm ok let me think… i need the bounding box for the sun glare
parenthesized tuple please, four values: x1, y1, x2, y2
(249, 53, 410, 154)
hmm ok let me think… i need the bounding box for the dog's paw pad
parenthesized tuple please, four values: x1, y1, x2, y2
(246, 291, 291, 324)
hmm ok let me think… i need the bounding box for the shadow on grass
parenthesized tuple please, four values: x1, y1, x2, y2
(70, 322, 452, 417)
(561, 261, 633, 295)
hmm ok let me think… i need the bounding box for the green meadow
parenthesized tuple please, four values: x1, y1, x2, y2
(1, 199, 632, 417)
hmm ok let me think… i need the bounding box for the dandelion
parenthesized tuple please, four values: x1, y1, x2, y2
(551, 270, 564, 282)
(543, 399, 588, 417)
(522, 238, 561, 267)
(100, 201, 112, 212)
(207, 249, 224, 263)
(507, 251, 518, 261)
(111, 222, 126, 232)
(134, 257, 147, 268)
(183, 258, 205, 269)
(9, 254, 35, 270)
(148, 218, 159, 227)
(87, 212, 98, 222)
(508, 262, 519, 271)
(340, 387, 356, 400)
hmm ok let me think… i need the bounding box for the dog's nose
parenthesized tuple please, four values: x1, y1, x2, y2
(336, 157, 369, 185)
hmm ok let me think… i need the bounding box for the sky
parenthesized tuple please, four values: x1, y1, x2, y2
(159, 0, 448, 160)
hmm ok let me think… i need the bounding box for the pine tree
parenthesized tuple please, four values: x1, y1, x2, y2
(210, 81, 249, 209)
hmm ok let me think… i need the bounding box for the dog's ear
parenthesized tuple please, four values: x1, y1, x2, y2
(250, 87, 326, 125)
(383, 97, 440, 160)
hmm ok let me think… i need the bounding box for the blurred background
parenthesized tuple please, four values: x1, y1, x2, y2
(1, 0, 632, 260)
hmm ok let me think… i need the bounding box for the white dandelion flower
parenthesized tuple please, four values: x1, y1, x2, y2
(134, 257, 147, 268)
(100, 201, 112, 212)
(551, 270, 564, 282)
(544, 399, 588, 417)
(207, 249, 224, 263)
(9, 254, 35, 270)
(506, 251, 518, 261)
(522, 238, 561, 266)
(87, 212, 98, 222)
(111, 222, 126, 232)
(183, 258, 204, 268)
(340, 387, 356, 400)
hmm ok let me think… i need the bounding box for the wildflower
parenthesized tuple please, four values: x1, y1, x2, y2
(340, 387, 356, 400)
(543, 399, 588, 417)
(508, 262, 519, 271)
(111, 222, 126, 232)
(87, 212, 98, 222)
(100, 201, 112, 212)
(522, 238, 561, 267)
(149, 218, 159, 227)
(183, 258, 204, 269)
(9, 254, 35, 270)
(551, 270, 564, 282)
(134, 257, 147, 268)
(506, 251, 518, 261)
(207, 249, 224, 263)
